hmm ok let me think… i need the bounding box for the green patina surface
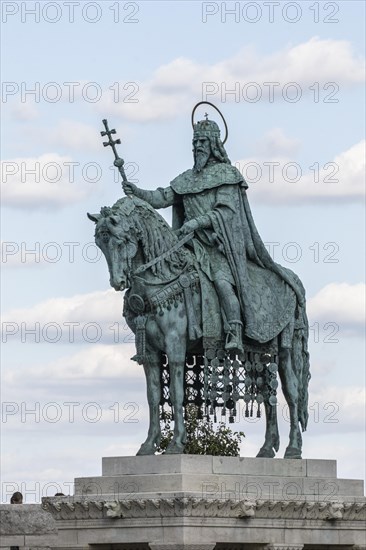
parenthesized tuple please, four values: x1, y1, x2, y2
(88, 110, 310, 459)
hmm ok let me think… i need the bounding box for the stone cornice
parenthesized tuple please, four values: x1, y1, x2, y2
(41, 497, 366, 522)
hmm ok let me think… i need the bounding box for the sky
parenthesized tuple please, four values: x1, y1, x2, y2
(0, 0, 365, 503)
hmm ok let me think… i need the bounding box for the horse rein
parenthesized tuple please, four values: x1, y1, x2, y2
(133, 231, 195, 276)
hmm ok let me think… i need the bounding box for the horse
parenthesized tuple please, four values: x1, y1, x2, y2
(88, 196, 310, 458)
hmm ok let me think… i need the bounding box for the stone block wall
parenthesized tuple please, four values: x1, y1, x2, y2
(0, 504, 58, 549)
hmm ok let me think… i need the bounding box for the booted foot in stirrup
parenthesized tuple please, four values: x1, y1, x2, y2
(225, 320, 244, 354)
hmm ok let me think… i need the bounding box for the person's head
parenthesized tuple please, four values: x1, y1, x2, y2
(192, 119, 230, 172)
(10, 491, 23, 504)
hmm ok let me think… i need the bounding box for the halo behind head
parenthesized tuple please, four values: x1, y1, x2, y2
(191, 101, 228, 144)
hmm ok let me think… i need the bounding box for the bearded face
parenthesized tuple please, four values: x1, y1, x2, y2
(193, 137, 211, 172)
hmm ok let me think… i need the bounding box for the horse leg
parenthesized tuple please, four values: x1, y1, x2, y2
(164, 330, 186, 454)
(278, 347, 302, 459)
(256, 400, 280, 458)
(164, 358, 186, 454)
(136, 350, 162, 456)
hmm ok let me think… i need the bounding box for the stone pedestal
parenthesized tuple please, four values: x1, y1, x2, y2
(0, 503, 58, 549)
(40, 456, 365, 549)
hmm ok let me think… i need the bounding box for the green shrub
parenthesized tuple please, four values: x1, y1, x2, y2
(157, 405, 245, 456)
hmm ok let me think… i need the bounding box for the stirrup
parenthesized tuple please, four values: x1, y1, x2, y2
(225, 320, 244, 353)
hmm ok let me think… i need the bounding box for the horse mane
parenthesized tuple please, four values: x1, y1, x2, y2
(105, 196, 191, 279)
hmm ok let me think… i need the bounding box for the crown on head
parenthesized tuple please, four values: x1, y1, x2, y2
(193, 119, 221, 141)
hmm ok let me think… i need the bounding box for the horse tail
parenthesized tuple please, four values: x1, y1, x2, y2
(292, 305, 311, 431)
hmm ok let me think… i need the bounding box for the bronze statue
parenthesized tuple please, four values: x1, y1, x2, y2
(88, 105, 310, 458)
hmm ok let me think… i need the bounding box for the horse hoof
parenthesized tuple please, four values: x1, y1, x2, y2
(165, 442, 185, 455)
(136, 442, 157, 456)
(284, 446, 302, 459)
(256, 447, 275, 458)
(136, 447, 154, 456)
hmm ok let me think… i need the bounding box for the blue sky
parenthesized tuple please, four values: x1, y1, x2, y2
(1, 0, 365, 502)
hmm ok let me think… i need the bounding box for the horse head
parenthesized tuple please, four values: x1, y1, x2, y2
(89, 195, 192, 291)
(88, 199, 139, 291)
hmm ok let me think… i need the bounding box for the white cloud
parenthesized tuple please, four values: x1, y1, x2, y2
(33, 119, 132, 154)
(20, 119, 107, 153)
(237, 139, 365, 203)
(254, 128, 301, 158)
(1, 240, 47, 268)
(239, 37, 365, 84)
(3, 344, 142, 388)
(308, 282, 365, 333)
(1, 288, 130, 345)
(11, 102, 39, 121)
(99, 38, 365, 121)
(48, 120, 101, 152)
(0, 153, 97, 209)
(308, 385, 365, 433)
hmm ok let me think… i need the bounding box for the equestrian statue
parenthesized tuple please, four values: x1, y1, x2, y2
(88, 104, 311, 459)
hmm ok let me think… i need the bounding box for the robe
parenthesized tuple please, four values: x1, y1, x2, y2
(146, 161, 306, 343)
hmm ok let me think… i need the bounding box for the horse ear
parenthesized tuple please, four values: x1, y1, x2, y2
(87, 213, 101, 223)
(109, 215, 119, 226)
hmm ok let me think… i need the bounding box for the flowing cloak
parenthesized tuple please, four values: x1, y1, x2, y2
(170, 163, 307, 344)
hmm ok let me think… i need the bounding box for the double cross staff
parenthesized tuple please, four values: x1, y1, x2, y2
(100, 119, 127, 185)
